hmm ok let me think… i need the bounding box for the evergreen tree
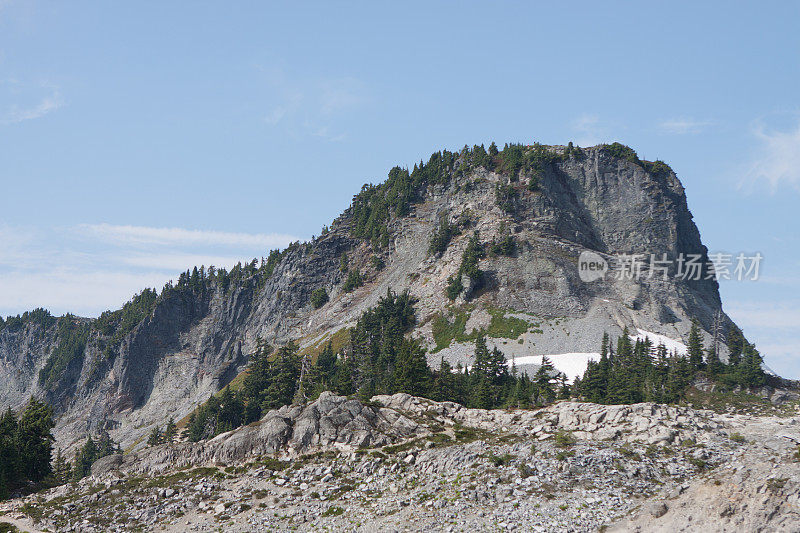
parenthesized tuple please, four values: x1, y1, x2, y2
(0, 408, 18, 499)
(687, 320, 704, 369)
(310, 288, 329, 309)
(263, 342, 301, 411)
(706, 347, 723, 377)
(312, 341, 338, 396)
(15, 398, 54, 483)
(470, 336, 495, 408)
(72, 437, 97, 480)
(534, 357, 556, 405)
(241, 338, 272, 422)
(738, 342, 766, 387)
(96, 429, 118, 457)
(51, 448, 71, 485)
(726, 326, 745, 366)
(163, 419, 177, 443)
(147, 426, 162, 446)
(558, 374, 570, 399)
(394, 339, 429, 396)
(428, 214, 457, 256)
(217, 386, 244, 433)
(432, 358, 456, 402)
(445, 275, 464, 300)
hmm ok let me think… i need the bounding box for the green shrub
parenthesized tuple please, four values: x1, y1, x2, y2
(445, 275, 464, 301)
(342, 270, 363, 292)
(554, 431, 576, 448)
(370, 255, 385, 271)
(602, 142, 640, 164)
(322, 505, 345, 517)
(517, 463, 535, 478)
(556, 450, 575, 461)
(495, 183, 519, 213)
(428, 214, 458, 256)
(310, 288, 329, 309)
(687, 456, 707, 470)
(487, 453, 515, 467)
(490, 235, 516, 256)
(642, 159, 673, 177)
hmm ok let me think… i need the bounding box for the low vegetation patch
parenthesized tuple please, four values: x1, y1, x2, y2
(486, 453, 516, 467)
(554, 431, 576, 448)
(322, 505, 345, 517)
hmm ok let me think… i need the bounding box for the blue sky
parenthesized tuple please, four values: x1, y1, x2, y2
(1, 2, 798, 377)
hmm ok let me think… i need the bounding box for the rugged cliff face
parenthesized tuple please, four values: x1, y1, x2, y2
(0, 144, 736, 451)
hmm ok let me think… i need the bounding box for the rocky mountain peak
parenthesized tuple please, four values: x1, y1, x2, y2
(0, 142, 738, 452)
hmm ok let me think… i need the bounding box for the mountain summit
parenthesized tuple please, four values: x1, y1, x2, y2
(0, 142, 741, 451)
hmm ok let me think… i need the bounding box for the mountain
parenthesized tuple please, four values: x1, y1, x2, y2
(0, 142, 741, 452)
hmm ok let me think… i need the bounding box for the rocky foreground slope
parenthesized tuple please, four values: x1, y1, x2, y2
(3, 393, 799, 532)
(0, 144, 739, 453)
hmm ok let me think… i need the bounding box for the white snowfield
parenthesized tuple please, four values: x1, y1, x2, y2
(507, 331, 686, 383)
(631, 329, 688, 356)
(465, 331, 688, 384)
(509, 353, 601, 383)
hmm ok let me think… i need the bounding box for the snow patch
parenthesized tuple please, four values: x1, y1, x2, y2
(630, 329, 687, 355)
(509, 353, 601, 383)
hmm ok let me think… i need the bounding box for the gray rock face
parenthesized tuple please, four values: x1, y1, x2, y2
(0, 145, 739, 451)
(92, 392, 421, 476)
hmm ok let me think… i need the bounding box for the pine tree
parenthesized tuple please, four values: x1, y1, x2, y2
(432, 358, 456, 402)
(534, 357, 556, 405)
(738, 342, 766, 387)
(96, 429, 118, 457)
(163, 419, 177, 443)
(263, 342, 301, 411)
(558, 374, 570, 399)
(72, 437, 97, 480)
(147, 426, 162, 446)
(241, 337, 272, 422)
(217, 386, 244, 433)
(706, 347, 723, 377)
(394, 339, 429, 396)
(312, 341, 338, 395)
(52, 448, 71, 484)
(726, 326, 745, 366)
(15, 398, 54, 483)
(687, 320, 704, 369)
(470, 335, 495, 408)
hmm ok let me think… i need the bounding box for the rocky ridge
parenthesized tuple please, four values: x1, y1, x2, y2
(3, 393, 799, 532)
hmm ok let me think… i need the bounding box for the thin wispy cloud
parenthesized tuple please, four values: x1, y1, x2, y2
(0, 224, 301, 317)
(742, 119, 800, 191)
(258, 63, 367, 142)
(78, 223, 297, 249)
(120, 252, 263, 272)
(0, 269, 171, 317)
(726, 299, 800, 378)
(658, 118, 713, 135)
(2, 84, 63, 124)
(572, 114, 608, 147)
(726, 301, 800, 330)
(319, 77, 364, 116)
